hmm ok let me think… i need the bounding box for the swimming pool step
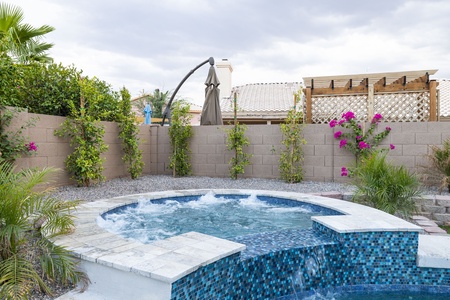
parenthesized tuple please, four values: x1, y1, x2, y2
(417, 234, 450, 269)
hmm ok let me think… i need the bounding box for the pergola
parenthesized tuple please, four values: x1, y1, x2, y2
(302, 70, 439, 124)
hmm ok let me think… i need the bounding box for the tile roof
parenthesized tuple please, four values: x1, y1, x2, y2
(438, 79, 450, 117)
(220, 82, 302, 114)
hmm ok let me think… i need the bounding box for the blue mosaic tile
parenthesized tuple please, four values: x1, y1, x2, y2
(171, 222, 450, 299)
(230, 228, 336, 260)
(166, 195, 450, 299)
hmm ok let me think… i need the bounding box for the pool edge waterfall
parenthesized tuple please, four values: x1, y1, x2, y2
(50, 189, 450, 300)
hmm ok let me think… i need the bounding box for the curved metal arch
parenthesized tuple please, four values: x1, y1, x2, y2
(161, 57, 215, 125)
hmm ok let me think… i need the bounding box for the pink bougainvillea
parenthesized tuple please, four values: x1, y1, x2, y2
(328, 111, 393, 176)
(334, 131, 342, 139)
(26, 142, 37, 152)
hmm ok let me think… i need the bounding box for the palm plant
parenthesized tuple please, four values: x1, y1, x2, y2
(0, 3, 54, 63)
(0, 162, 88, 299)
(351, 151, 422, 219)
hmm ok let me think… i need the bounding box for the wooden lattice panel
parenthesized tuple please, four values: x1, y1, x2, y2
(438, 80, 450, 117)
(309, 95, 368, 124)
(374, 92, 430, 122)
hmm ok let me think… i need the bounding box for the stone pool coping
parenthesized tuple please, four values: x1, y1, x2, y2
(52, 189, 433, 285)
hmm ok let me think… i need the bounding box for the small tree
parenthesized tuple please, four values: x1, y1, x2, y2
(54, 78, 108, 187)
(279, 92, 306, 183)
(225, 92, 252, 180)
(168, 100, 193, 177)
(226, 122, 252, 180)
(117, 87, 144, 179)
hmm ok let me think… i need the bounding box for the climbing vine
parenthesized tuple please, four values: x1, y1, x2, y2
(226, 122, 252, 180)
(168, 100, 193, 177)
(279, 92, 306, 183)
(117, 87, 144, 179)
(226, 93, 252, 180)
(54, 78, 108, 187)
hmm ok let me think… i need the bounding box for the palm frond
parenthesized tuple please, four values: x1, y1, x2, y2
(351, 151, 421, 218)
(0, 162, 88, 297)
(0, 254, 52, 299)
(0, 3, 23, 34)
(36, 197, 79, 237)
(39, 239, 90, 291)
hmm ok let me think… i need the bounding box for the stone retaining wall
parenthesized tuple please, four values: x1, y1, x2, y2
(415, 195, 450, 225)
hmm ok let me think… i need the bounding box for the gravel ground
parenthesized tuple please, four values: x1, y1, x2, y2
(53, 174, 449, 202)
(53, 175, 359, 201)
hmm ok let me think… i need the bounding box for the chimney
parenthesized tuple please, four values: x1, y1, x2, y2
(216, 59, 233, 98)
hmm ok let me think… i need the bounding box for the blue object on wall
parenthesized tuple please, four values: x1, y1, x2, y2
(144, 104, 152, 124)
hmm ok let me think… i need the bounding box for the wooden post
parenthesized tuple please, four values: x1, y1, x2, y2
(233, 92, 237, 126)
(305, 87, 312, 124)
(429, 80, 437, 121)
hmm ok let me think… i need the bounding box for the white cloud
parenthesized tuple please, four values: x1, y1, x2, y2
(13, 0, 450, 105)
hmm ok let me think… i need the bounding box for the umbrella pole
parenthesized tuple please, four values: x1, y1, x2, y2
(162, 57, 215, 125)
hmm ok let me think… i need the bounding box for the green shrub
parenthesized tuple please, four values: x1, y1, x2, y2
(0, 54, 22, 107)
(80, 76, 121, 122)
(422, 138, 450, 193)
(19, 62, 82, 116)
(168, 100, 193, 177)
(0, 162, 88, 299)
(351, 151, 421, 218)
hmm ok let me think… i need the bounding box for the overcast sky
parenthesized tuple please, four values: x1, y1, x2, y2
(14, 0, 450, 105)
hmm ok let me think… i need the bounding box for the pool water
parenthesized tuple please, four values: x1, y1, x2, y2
(99, 192, 329, 243)
(283, 288, 450, 299)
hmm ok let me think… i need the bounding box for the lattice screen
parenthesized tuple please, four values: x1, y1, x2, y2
(374, 92, 430, 122)
(307, 92, 431, 124)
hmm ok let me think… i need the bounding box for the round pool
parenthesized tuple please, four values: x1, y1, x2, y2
(98, 191, 339, 243)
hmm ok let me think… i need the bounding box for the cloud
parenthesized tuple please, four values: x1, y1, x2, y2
(15, 0, 450, 104)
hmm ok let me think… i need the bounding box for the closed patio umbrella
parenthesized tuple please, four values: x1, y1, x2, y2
(200, 65, 223, 125)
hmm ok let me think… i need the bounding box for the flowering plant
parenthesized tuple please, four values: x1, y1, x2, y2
(330, 111, 393, 176)
(25, 141, 38, 152)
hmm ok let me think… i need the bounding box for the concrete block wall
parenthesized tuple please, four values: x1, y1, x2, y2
(7, 111, 450, 186)
(12, 111, 151, 186)
(151, 125, 284, 178)
(415, 195, 450, 225)
(151, 122, 450, 182)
